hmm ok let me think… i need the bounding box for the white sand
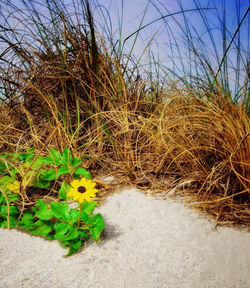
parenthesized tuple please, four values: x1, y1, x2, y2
(0, 187, 249, 288)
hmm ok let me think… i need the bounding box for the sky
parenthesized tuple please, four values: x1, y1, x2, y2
(0, 0, 249, 91)
(89, 0, 249, 89)
(95, 0, 250, 75)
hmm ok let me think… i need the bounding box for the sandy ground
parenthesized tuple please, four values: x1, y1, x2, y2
(0, 187, 249, 288)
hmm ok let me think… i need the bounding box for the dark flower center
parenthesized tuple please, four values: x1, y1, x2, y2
(78, 186, 87, 193)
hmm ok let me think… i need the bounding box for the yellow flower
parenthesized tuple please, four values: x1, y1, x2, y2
(6, 180, 21, 193)
(67, 178, 98, 203)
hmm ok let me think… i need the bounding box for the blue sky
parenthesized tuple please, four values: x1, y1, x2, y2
(92, 0, 249, 86)
(1, 0, 249, 90)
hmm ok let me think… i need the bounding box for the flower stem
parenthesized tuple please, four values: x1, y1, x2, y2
(78, 204, 82, 227)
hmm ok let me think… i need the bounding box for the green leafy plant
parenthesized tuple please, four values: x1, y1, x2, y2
(17, 199, 105, 256)
(0, 148, 105, 256)
(0, 190, 20, 229)
(0, 147, 91, 191)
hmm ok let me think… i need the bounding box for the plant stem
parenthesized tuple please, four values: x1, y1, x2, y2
(0, 188, 10, 229)
(77, 203, 82, 228)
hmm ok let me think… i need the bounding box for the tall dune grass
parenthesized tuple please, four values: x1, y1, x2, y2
(0, 0, 249, 227)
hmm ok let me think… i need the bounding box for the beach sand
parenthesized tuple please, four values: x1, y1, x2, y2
(0, 187, 249, 288)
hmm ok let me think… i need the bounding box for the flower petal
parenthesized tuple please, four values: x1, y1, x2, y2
(73, 193, 80, 202)
(71, 179, 80, 188)
(79, 178, 87, 186)
(78, 194, 85, 203)
(84, 194, 92, 202)
(67, 188, 77, 197)
(68, 178, 98, 204)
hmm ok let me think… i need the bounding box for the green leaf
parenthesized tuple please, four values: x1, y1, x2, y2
(71, 157, 82, 168)
(89, 226, 103, 242)
(10, 169, 17, 178)
(89, 213, 105, 241)
(64, 228, 79, 241)
(42, 156, 54, 165)
(80, 211, 90, 223)
(18, 151, 34, 162)
(30, 220, 53, 237)
(46, 234, 54, 240)
(18, 212, 34, 230)
(7, 193, 20, 203)
(0, 162, 7, 171)
(32, 172, 51, 188)
(35, 205, 54, 220)
(9, 153, 18, 161)
(65, 239, 82, 257)
(35, 200, 52, 217)
(0, 192, 4, 204)
(81, 201, 97, 215)
(68, 208, 79, 223)
(50, 201, 69, 220)
(60, 240, 70, 248)
(36, 199, 47, 209)
(9, 217, 18, 228)
(58, 165, 70, 177)
(59, 181, 71, 200)
(0, 216, 17, 228)
(29, 156, 44, 169)
(27, 148, 35, 153)
(0, 176, 15, 187)
(33, 179, 51, 188)
(91, 213, 105, 226)
(74, 167, 92, 179)
(61, 148, 73, 166)
(78, 230, 90, 240)
(54, 225, 79, 241)
(0, 153, 11, 158)
(0, 205, 19, 216)
(40, 169, 57, 181)
(54, 222, 72, 237)
(49, 148, 61, 165)
(25, 170, 35, 180)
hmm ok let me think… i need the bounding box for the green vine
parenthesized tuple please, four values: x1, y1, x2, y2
(0, 148, 105, 256)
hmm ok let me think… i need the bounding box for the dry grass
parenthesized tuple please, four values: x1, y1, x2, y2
(1, 82, 249, 226)
(0, 0, 249, 228)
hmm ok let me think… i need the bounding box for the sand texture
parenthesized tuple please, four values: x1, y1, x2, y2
(0, 188, 249, 288)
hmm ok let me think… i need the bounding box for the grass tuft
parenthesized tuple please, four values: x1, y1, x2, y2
(0, 0, 249, 228)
